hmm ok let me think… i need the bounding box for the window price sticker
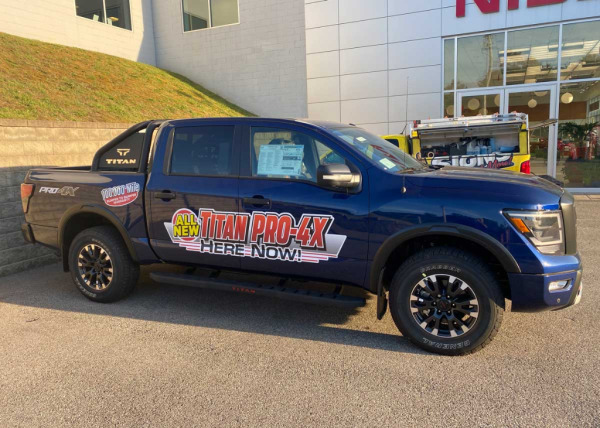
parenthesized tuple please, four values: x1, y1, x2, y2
(257, 145, 304, 177)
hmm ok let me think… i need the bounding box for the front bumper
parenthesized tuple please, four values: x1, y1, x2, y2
(508, 267, 583, 312)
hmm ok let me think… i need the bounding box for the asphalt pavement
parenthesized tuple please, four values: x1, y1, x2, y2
(1, 201, 599, 427)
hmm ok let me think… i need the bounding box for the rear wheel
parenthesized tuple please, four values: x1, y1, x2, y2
(68, 226, 139, 303)
(389, 247, 504, 355)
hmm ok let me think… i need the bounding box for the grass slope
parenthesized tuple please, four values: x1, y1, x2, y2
(0, 32, 252, 122)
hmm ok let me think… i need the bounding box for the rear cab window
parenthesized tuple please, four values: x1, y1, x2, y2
(169, 126, 235, 176)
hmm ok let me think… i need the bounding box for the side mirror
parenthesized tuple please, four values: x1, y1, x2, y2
(317, 163, 360, 189)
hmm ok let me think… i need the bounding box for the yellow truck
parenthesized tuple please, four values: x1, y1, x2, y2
(382, 113, 531, 173)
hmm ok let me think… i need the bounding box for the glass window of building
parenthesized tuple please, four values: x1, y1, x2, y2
(444, 39, 455, 91)
(182, 0, 209, 31)
(460, 93, 501, 117)
(105, 0, 131, 29)
(75, 0, 131, 30)
(558, 81, 600, 187)
(444, 93, 455, 117)
(506, 26, 559, 85)
(561, 21, 600, 81)
(75, 0, 105, 23)
(456, 33, 504, 89)
(182, 0, 239, 31)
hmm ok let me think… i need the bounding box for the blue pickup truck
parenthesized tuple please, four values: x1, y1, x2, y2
(20, 118, 582, 355)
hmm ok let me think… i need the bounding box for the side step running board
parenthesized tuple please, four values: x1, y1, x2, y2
(150, 272, 366, 308)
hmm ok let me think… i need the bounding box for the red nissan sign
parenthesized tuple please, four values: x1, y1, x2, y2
(456, 0, 566, 17)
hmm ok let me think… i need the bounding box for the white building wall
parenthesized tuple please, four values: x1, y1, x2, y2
(152, 0, 308, 118)
(305, 0, 600, 133)
(305, 0, 444, 135)
(0, 0, 156, 64)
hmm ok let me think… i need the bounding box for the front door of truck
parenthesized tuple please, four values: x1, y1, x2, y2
(147, 123, 241, 269)
(237, 123, 369, 287)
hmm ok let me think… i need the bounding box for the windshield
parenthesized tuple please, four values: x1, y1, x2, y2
(330, 127, 424, 172)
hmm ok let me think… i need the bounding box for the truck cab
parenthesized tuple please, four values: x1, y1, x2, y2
(383, 113, 532, 174)
(21, 118, 582, 355)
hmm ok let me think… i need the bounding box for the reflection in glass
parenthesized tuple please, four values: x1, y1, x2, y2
(444, 93, 455, 118)
(105, 0, 131, 30)
(182, 0, 210, 31)
(444, 39, 455, 91)
(75, 0, 105, 23)
(461, 94, 501, 117)
(558, 81, 600, 187)
(506, 26, 559, 85)
(561, 21, 600, 81)
(210, 0, 239, 27)
(509, 91, 551, 176)
(457, 33, 504, 89)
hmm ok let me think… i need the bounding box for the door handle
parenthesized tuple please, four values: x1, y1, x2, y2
(243, 197, 270, 207)
(154, 190, 176, 200)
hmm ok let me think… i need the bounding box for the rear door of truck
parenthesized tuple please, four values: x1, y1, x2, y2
(146, 120, 241, 269)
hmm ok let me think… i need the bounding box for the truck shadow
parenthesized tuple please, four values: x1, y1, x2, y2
(0, 263, 428, 355)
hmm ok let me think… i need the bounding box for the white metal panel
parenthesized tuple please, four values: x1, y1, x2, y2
(442, 2, 507, 36)
(306, 51, 339, 79)
(388, 9, 441, 43)
(338, 0, 387, 23)
(306, 25, 339, 54)
(341, 97, 388, 124)
(358, 122, 390, 135)
(340, 18, 387, 49)
(388, 121, 409, 135)
(388, 38, 442, 69)
(305, 0, 339, 28)
(308, 101, 341, 122)
(389, 65, 442, 96)
(340, 44, 387, 74)
(341, 71, 388, 100)
(388, 0, 442, 16)
(506, 2, 563, 28)
(562, 0, 600, 21)
(389, 96, 408, 122)
(307, 76, 340, 103)
(407, 93, 441, 121)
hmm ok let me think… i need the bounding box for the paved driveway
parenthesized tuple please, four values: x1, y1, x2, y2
(1, 201, 598, 427)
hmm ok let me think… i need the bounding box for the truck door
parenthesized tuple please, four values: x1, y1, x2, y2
(237, 123, 369, 287)
(147, 123, 241, 269)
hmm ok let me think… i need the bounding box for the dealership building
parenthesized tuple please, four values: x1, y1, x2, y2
(0, 0, 599, 189)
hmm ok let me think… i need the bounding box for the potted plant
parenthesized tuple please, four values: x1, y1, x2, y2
(559, 121, 599, 160)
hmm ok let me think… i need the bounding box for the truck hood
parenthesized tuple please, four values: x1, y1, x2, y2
(407, 166, 564, 203)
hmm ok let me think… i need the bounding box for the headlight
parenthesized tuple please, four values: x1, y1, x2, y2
(505, 210, 564, 255)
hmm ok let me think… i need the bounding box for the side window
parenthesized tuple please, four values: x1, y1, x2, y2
(251, 127, 347, 183)
(99, 130, 145, 171)
(170, 126, 235, 176)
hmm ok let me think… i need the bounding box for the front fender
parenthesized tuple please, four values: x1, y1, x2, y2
(368, 223, 521, 293)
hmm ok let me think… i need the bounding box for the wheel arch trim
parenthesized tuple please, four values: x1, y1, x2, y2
(369, 224, 521, 293)
(58, 204, 138, 271)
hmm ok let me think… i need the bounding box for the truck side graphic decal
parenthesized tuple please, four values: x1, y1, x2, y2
(101, 182, 140, 207)
(164, 208, 347, 263)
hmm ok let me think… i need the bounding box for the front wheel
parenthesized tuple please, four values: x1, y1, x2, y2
(68, 226, 139, 303)
(389, 247, 504, 355)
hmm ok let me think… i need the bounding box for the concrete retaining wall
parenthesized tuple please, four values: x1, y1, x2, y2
(0, 119, 131, 277)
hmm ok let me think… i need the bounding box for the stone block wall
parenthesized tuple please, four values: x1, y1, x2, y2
(0, 119, 131, 277)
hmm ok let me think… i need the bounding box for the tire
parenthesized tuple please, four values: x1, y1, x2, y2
(389, 247, 504, 356)
(68, 226, 139, 303)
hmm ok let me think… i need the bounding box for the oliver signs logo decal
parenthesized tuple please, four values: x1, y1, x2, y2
(165, 208, 347, 263)
(101, 182, 140, 207)
(431, 154, 515, 169)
